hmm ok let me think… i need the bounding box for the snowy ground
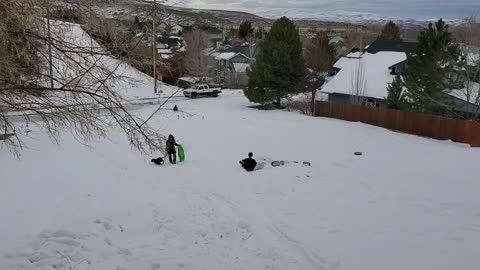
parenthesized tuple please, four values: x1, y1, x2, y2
(2, 21, 480, 270)
(1, 89, 480, 270)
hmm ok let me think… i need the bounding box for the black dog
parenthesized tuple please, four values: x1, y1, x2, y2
(151, 157, 165, 165)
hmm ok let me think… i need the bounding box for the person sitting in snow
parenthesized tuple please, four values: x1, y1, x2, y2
(166, 134, 179, 164)
(240, 152, 257, 172)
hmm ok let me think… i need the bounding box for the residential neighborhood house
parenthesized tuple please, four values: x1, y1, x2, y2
(206, 43, 257, 88)
(321, 38, 479, 117)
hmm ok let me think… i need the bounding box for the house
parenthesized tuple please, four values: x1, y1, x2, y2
(202, 42, 258, 87)
(321, 39, 411, 107)
(171, 24, 183, 35)
(214, 52, 252, 88)
(365, 39, 417, 54)
(439, 80, 480, 118)
(329, 36, 345, 46)
(157, 36, 183, 50)
(215, 52, 251, 68)
(207, 27, 224, 44)
(322, 38, 480, 116)
(156, 36, 184, 60)
(158, 23, 184, 35)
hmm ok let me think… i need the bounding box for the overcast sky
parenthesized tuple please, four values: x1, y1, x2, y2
(164, 0, 480, 19)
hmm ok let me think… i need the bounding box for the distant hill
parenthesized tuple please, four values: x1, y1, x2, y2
(53, 0, 465, 30)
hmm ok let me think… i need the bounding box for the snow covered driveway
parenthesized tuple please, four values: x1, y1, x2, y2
(1, 91, 480, 270)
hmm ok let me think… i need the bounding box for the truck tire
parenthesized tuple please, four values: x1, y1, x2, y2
(212, 92, 218, 97)
(191, 92, 197, 99)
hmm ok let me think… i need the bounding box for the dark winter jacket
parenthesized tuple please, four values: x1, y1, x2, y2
(240, 157, 257, 172)
(166, 136, 178, 154)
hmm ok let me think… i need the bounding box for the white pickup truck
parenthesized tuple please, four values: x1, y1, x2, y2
(183, 84, 222, 99)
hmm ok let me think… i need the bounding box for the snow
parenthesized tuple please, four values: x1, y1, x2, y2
(232, 63, 250, 72)
(329, 36, 345, 44)
(467, 52, 479, 66)
(345, 51, 363, 58)
(158, 0, 465, 26)
(158, 48, 172, 54)
(215, 52, 237, 61)
(2, 90, 480, 270)
(322, 52, 407, 99)
(178, 76, 200, 83)
(445, 82, 480, 104)
(51, 21, 180, 100)
(158, 48, 174, 59)
(2, 21, 480, 270)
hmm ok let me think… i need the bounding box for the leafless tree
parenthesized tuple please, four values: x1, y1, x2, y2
(340, 28, 378, 56)
(183, 29, 211, 80)
(455, 16, 480, 119)
(464, 63, 480, 119)
(349, 57, 367, 105)
(456, 16, 480, 47)
(0, 0, 170, 155)
(301, 32, 336, 115)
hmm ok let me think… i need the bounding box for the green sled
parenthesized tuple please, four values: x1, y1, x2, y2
(178, 145, 185, 162)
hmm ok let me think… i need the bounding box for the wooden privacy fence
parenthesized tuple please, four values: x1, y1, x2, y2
(314, 101, 480, 147)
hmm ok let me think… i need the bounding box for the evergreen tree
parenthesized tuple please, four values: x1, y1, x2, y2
(380, 21, 401, 41)
(386, 75, 408, 109)
(245, 17, 303, 106)
(402, 19, 462, 113)
(238, 21, 254, 40)
(129, 16, 142, 35)
(134, 16, 141, 28)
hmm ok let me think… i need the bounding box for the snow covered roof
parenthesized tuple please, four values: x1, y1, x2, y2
(467, 52, 479, 66)
(444, 82, 480, 104)
(178, 77, 200, 83)
(366, 39, 417, 54)
(158, 49, 172, 54)
(329, 36, 345, 44)
(322, 52, 407, 99)
(215, 52, 237, 60)
(232, 63, 250, 73)
(160, 54, 173, 59)
(345, 51, 363, 58)
(215, 52, 250, 61)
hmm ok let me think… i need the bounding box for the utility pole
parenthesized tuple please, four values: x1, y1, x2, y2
(46, 0, 54, 90)
(89, 0, 94, 55)
(152, 0, 158, 94)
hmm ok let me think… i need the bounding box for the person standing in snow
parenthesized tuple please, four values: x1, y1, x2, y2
(166, 134, 179, 164)
(240, 152, 257, 172)
(173, 105, 178, 112)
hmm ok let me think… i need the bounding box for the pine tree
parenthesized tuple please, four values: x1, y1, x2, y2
(402, 19, 461, 113)
(238, 21, 253, 40)
(245, 17, 303, 106)
(380, 21, 401, 41)
(129, 16, 142, 35)
(386, 75, 408, 109)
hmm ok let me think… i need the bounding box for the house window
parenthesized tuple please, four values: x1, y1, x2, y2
(390, 67, 396, 75)
(364, 99, 377, 107)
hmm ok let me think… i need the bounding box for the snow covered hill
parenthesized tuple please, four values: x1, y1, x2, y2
(50, 21, 180, 101)
(1, 90, 480, 270)
(158, 0, 465, 27)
